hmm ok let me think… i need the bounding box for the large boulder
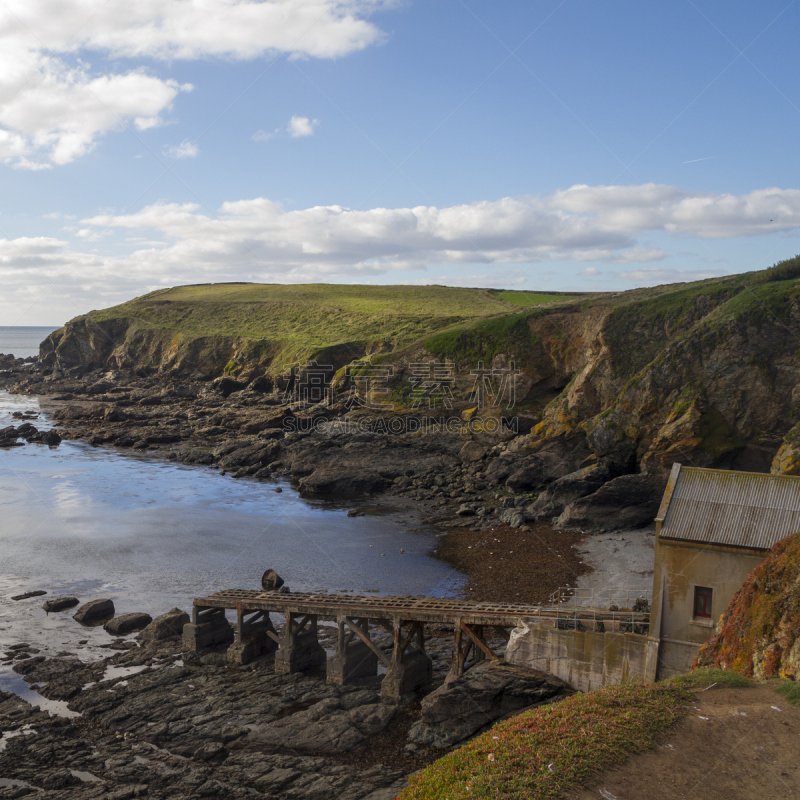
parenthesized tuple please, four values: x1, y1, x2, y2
(406, 661, 573, 749)
(73, 598, 115, 623)
(528, 461, 619, 520)
(139, 608, 191, 641)
(555, 471, 666, 531)
(42, 597, 79, 613)
(104, 612, 153, 636)
(459, 440, 487, 463)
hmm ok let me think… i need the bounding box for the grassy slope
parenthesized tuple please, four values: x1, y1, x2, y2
(399, 681, 692, 800)
(88, 284, 524, 350)
(76, 256, 800, 375)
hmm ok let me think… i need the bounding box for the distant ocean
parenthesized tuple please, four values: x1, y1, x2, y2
(0, 326, 60, 359)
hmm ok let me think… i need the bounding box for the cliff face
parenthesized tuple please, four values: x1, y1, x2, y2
(34, 262, 800, 522)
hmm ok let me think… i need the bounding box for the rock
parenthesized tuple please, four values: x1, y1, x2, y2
(73, 598, 115, 623)
(456, 503, 476, 516)
(459, 440, 487, 463)
(251, 697, 367, 754)
(528, 460, 622, 520)
(556, 471, 666, 531)
(138, 608, 190, 641)
(498, 508, 526, 528)
(407, 661, 573, 748)
(11, 590, 46, 601)
(104, 612, 153, 635)
(42, 597, 79, 613)
(25, 429, 61, 445)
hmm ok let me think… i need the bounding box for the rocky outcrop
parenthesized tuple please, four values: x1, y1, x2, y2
(73, 598, 115, 623)
(104, 612, 153, 635)
(407, 661, 573, 748)
(138, 607, 190, 641)
(694, 531, 800, 680)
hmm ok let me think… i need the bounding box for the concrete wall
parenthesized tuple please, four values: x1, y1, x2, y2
(649, 537, 767, 679)
(505, 622, 650, 692)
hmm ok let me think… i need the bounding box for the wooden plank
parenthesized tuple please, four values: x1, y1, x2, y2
(193, 591, 651, 631)
(344, 617, 391, 667)
(460, 621, 500, 662)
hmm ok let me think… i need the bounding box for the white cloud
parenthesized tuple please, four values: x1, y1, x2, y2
(0, 1, 387, 167)
(6, 182, 800, 321)
(164, 140, 199, 160)
(67, 184, 800, 288)
(288, 115, 319, 137)
(253, 115, 320, 142)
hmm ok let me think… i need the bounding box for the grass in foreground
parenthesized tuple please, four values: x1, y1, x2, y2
(669, 667, 755, 690)
(774, 681, 800, 706)
(398, 683, 691, 800)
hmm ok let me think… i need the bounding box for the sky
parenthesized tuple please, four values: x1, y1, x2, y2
(3, 1, 800, 325)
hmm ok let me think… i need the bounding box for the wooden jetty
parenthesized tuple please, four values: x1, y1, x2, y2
(186, 590, 651, 698)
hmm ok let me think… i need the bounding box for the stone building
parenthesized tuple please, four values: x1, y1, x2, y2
(648, 463, 800, 679)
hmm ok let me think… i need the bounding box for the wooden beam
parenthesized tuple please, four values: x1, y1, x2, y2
(344, 617, 391, 667)
(460, 621, 501, 662)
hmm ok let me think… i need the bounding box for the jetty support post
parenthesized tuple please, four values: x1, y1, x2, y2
(274, 611, 326, 674)
(227, 606, 278, 665)
(326, 615, 382, 685)
(381, 618, 433, 698)
(446, 619, 503, 684)
(183, 604, 234, 653)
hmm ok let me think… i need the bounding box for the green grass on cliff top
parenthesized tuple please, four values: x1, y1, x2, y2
(84, 283, 567, 350)
(398, 681, 691, 800)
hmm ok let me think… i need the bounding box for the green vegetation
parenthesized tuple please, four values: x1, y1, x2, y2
(670, 667, 754, 690)
(83, 283, 525, 369)
(774, 681, 800, 706)
(398, 683, 690, 800)
(492, 291, 566, 307)
(422, 310, 540, 366)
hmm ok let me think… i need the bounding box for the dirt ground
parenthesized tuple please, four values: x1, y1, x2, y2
(568, 683, 800, 800)
(434, 521, 591, 605)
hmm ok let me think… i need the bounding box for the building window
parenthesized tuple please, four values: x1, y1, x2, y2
(694, 586, 713, 619)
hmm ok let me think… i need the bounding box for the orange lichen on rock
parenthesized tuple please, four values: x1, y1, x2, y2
(694, 531, 800, 680)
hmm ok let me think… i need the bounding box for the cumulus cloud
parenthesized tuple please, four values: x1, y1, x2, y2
(70, 184, 800, 285)
(0, 1, 387, 167)
(253, 115, 320, 142)
(288, 115, 318, 137)
(164, 140, 199, 160)
(6, 182, 800, 320)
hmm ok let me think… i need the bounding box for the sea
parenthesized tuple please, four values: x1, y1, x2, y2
(0, 327, 465, 713)
(0, 326, 60, 359)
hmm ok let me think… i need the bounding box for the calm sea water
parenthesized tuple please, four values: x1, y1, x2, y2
(0, 326, 60, 359)
(0, 390, 464, 708)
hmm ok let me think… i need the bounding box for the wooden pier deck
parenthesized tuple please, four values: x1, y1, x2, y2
(186, 589, 650, 698)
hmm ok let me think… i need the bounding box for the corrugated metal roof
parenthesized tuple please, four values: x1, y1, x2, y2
(660, 464, 800, 550)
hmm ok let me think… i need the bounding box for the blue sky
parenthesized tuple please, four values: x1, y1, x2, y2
(3, 1, 800, 324)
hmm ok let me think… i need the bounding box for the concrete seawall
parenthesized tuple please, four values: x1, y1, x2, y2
(505, 622, 651, 692)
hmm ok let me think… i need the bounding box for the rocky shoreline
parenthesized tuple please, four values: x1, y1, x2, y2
(0, 360, 661, 540)
(0, 356, 634, 798)
(1, 601, 571, 800)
